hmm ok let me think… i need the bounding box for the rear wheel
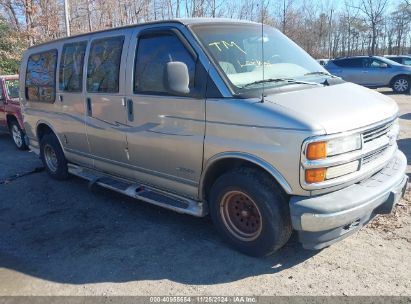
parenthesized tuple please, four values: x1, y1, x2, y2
(392, 76, 410, 94)
(40, 133, 69, 180)
(209, 167, 292, 257)
(9, 120, 28, 150)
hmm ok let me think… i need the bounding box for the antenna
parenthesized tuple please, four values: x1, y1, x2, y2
(261, 0, 265, 103)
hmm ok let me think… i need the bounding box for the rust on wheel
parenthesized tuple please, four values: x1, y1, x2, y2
(220, 191, 263, 241)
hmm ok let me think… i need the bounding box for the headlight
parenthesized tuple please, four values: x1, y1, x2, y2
(327, 135, 362, 156)
(306, 134, 361, 160)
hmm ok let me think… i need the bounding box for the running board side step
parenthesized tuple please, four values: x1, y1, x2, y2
(68, 164, 206, 217)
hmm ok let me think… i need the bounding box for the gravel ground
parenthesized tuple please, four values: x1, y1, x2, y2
(0, 89, 410, 296)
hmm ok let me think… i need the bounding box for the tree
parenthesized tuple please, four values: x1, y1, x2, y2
(0, 19, 25, 74)
(357, 0, 388, 55)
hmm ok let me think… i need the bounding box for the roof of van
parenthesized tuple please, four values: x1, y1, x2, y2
(27, 18, 258, 50)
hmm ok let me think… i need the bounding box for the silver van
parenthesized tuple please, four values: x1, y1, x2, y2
(20, 19, 408, 256)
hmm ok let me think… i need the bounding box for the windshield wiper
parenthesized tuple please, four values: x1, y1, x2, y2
(242, 78, 322, 88)
(304, 71, 334, 77)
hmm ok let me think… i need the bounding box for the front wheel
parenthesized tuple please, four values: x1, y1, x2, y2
(392, 76, 410, 94)
(9, 120, 28, 150)
(40, 133, 69, 180)
(209, 168, 292, 257)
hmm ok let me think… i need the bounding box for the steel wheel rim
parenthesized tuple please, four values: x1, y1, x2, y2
(394, 79, 408, 92)
(220, 191, 263, 242)
(12, 125, 22, 147)
(44, 144, 58, 172)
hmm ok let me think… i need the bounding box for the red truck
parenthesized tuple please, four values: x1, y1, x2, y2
(0, 74, 27, 150)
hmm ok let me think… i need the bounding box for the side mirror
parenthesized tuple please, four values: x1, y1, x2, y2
(164, 61, 190, 96)
(380, 63, 388, 68)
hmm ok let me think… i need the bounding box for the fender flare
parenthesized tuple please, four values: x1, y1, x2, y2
(199, 152, 293, 200)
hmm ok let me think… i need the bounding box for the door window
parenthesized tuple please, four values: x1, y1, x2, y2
(364, 58, 386, 68)
(134, 33, 196, 95)
(5, 79, 19, 98)
(403, 58, 411, 65)
(59, 41, 87, 92)
(333, 58, 363, 68)
(25, 50, 57, 102)
(87, 36, 124, 93)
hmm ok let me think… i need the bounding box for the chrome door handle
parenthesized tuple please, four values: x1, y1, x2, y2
(86, 97, 92, 116)
(127, 99, 134, 122)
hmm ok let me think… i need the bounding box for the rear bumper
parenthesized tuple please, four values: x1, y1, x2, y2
(290, 150, 408, 250)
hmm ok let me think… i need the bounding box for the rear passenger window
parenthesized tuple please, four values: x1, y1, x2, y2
(134, 34, 196, 95)
(59, 41, 87, 92)
(333, 58, 362, 68)
(87, 36, 124, 93)
(25, 50, 57, 102)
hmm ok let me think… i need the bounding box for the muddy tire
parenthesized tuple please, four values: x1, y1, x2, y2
(392, 76, 410, 94)
(40, 133, 69, 180)
(9, 120, 28, 150)
(209, 167, 292, 257)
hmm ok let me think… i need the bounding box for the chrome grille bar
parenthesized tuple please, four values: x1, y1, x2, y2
(363, 122, 393, 143)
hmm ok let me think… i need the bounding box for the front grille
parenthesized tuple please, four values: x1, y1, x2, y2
(363, 121, 393, 143)
(362, 146, 388, 165)
(361, 120, 395, 166)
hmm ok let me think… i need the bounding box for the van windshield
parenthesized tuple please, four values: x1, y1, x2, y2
(191, 23, 328, 92)
(5, 79, 19, 99)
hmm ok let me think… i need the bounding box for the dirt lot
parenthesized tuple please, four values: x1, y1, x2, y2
(0, 89, 410, 296)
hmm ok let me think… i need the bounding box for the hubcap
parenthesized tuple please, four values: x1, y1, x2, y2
(44, 145, 58, 172)
(394, 79, 409, 92)
(220, 191, 263, 241)
(12, 125, 22, 147)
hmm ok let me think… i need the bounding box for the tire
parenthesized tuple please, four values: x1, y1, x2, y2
(209, 167, 292, 257)
(40, 133, 69, 180)
(9, 120, 28, 150)
(391, 76, 410, 94)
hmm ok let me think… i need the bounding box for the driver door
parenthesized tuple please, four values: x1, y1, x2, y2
(124, 27, 206, 198)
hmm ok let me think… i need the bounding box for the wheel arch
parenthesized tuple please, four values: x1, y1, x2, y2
(200, 152, 292, 202)
(389, 74, 411, 86)
(6, 114, 20, 129)
(36, 121, 64, 150)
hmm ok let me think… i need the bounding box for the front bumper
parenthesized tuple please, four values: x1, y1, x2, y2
(289, 150, 408, 250)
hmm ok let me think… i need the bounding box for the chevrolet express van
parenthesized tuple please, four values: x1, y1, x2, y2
(20, 19, 408, 256)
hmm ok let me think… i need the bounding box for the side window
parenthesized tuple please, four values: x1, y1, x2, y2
(0, 81, 4, 100)
(347, 58, 363, 68)
(403, 58, 411, 65)
(389, 57, 401, 64)
(87, 36, 124, 93)
(59, 41, 87, 92)
(333, 59, 349, 67)
(134, 33, 196, 95)
(365, 58, 385, 68)
(25, 50, 57, 103)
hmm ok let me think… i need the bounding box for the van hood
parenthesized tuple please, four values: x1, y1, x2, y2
(265, 82, 398, 134)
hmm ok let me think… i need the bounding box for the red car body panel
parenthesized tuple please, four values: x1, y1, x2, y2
(0, 75, 24, 131)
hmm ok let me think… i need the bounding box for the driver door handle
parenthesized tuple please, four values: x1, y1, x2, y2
(86, 97, 92, 116)
(127, 99, 134, 122)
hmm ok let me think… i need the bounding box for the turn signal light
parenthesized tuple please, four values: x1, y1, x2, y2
(305, 168, 326, 183)
(306, 141, 327, 160)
